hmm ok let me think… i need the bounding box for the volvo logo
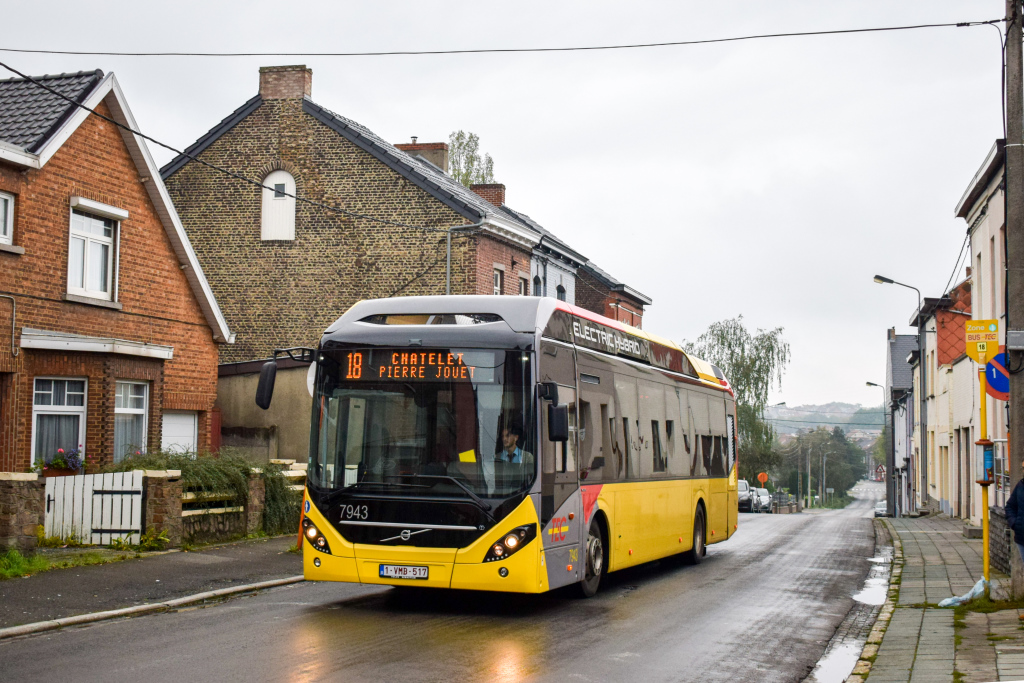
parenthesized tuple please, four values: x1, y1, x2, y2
(381, 528, 432, 543)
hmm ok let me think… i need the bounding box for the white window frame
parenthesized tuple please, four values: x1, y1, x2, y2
(0, 191, 13, 245)
(519, 277, 528, 296)
(114, 381, 149, 461)
(493, 269, 504, 296)
(68, 208, 117, 301)
(31, 377, 88, 466)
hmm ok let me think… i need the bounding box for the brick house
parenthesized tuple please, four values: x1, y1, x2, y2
(160, 64, 649, 460)
(0, 70, 232, 472)
(576, 262, 652, 329)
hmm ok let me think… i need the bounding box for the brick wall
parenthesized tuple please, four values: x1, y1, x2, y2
(0, 100, 220, 470)
(164, 96, 496, 363)
(576, 268, 646, 328)
(143, 473, 183, 546)
(473, 234, 534, 296)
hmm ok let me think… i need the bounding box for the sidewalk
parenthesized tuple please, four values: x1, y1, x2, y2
(848, 514, 1018, 683)
(0, 535, 301, 629)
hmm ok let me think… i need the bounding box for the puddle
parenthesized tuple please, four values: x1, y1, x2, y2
(807, 546, 894, 682)
(853, 547, 893, 605)
(806, 642, 862, 683)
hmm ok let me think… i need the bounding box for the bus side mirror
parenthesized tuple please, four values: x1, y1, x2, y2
(255, 361, 277, 410)
(548, 404, 569, 442)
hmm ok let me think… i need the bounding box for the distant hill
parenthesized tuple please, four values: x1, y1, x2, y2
(765, 402, 884, 437)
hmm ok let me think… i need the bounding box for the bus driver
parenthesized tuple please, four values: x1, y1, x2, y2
(498, 421, 532, 466)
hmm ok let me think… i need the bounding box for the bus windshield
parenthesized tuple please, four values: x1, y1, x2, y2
(309, 348, 534, 499)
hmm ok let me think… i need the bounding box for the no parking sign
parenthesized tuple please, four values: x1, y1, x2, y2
(986, 345, 1010, 401)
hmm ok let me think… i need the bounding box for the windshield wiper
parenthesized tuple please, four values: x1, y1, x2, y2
(387, 474, 495, 516)
(349, 481, 432, 490)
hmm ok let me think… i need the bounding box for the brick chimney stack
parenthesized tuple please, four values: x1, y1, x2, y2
(394, 139, 450, 174)
(470, 183, 505, 207)
(259, 65, 312, 100)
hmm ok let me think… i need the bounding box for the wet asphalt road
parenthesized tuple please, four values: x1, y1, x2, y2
(0, 482, 884, 683)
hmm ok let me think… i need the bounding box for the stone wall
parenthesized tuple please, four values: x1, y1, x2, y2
(0, 474, 44, 551)
(143, 472, 183, 547)
(991, 506, 1012, 575)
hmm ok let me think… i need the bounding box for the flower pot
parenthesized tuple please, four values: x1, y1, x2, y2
(42, 468, 81, 478)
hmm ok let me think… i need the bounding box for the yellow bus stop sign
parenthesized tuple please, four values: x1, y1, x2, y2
(965, 319, 999, 364)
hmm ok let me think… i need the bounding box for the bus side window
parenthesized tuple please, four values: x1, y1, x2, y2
(652, 420, 665, 473)
(610, 416, 622, 478)
(701, 435, 713, 475)
(622, 418, 631, 478)
(711, 435, 725, 477)
(579, 400, 605, 481)
(561, 392, 577, 473)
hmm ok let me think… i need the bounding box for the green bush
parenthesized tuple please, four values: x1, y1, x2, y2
(263, 461, 302, 536)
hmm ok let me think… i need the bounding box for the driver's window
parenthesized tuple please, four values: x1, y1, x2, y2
(558, 386, 577, 474)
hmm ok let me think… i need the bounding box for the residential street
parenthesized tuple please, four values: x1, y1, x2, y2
(0, 483, 884, 683)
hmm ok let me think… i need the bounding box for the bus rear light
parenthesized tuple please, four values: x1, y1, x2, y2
(484, 524, 536, 562)
(302, 517, 332, 555)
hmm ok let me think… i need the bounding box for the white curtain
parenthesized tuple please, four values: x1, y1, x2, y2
(34, 414, 80, 463)
(114, 413, 145, 462)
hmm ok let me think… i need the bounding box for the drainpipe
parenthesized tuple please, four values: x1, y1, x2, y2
(446, 218, 486, 295)
(0, 295, 17, 357)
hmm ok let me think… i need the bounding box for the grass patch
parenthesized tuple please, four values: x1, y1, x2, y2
(0, 548, 135, 580)
(955, 595, 1024, 616)
(0, 549, 49, 579)
(820, 494, 854, 509)
(987, 634, 1014, 641)
(953, 668, 965, 683)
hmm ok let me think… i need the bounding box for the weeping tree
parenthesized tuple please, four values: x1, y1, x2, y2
(683, 316, 790, 481)
(448, 130, 495, 187)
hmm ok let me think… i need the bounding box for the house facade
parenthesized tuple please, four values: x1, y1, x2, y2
(162, 64, 649, 461)
(885, 328, 917, 516)
(0, 70, 230, 471)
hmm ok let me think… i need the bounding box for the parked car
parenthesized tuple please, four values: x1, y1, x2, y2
(874, 501, 888, 518)
(738, 480, 754, 512)
(756, 488, 772, 513)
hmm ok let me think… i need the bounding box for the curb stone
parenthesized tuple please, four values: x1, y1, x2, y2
(844, 519, 901, 683)
(0, 575, 305, 640)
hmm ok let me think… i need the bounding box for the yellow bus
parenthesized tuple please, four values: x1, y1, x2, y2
(256, 296, 738, 597)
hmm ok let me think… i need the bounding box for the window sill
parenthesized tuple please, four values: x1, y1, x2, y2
(0, 243, 24, 255)
(62, 293, 123, 310)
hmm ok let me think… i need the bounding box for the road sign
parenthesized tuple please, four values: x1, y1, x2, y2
(986, 345, 1010, 401)
(966, 319, 999, 363)
(757, 472, 768, 485)
(826, 488, 834, 494)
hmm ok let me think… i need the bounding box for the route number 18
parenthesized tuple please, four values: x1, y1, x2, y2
(346, 352, 363, 379)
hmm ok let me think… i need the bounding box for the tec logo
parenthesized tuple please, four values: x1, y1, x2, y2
(548, 517, 569, 542)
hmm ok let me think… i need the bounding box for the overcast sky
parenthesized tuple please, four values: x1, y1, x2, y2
(4, 0, 1006, 408)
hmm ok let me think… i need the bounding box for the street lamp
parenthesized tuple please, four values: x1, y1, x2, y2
(873, 274, 924, 516)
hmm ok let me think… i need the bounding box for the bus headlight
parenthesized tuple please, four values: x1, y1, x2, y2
(302, 517, 332, 555)
(484, 524, 536, 562)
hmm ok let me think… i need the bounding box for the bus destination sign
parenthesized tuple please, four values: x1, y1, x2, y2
(344, 350, 489, 383)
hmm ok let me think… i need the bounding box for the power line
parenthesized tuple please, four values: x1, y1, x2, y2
(941, 232, 971, 297)
(0, 20, 1001, 58)
(0, 60, 461, 235)
(769, 419, 883, 425)
(770, 407, 884, 415)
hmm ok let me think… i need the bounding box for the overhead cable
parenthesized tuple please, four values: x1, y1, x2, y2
(0, 20, 1002, 58)
(0, 60, 463, 234)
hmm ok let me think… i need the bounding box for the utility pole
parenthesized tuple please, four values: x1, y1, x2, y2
(807, 447, 813, 508)
(1006, 0, 1024, 595)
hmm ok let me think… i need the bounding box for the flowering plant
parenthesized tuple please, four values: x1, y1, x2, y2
(44, 447, 83, 471)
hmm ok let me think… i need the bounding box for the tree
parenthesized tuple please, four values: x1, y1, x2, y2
(448, 130, 495, 187)
(871, 425, 890, 469)
(683, 316, 790, 481)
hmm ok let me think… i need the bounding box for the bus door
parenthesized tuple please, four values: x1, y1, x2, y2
(726, 412, 738, 537)
(708, 396, 729, 541)
(539, 340, 581, 589)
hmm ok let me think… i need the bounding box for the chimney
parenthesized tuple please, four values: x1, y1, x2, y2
(966, 266, 972, 278)
(888, 327, 896, 341)
(394, 139, 449, 173)
(470, 183, 505, 207)
(259, 65, 312, 100)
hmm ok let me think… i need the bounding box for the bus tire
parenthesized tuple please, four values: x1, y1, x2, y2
(578, 519, 605, 598)
(684, 507, 705, 565)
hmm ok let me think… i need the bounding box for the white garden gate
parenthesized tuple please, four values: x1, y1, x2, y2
(44, 471, 144, 545)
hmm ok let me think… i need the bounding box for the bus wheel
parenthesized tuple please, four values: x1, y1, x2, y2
(684, 507, 705, 565)
(578, 520, 605, 598)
